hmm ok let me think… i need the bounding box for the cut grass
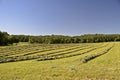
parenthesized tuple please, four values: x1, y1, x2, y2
(0, 42, 119, 80)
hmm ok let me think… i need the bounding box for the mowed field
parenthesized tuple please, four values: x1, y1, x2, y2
(0, 42, 120, 80)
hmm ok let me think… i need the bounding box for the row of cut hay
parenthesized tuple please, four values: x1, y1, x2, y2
(81, 44, 115, 63)
(0, 44, 75, 57)
(36, 43, 108, 61)
(0, 44, 86, 63)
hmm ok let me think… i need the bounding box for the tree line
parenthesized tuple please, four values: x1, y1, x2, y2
(0, 31, 120, 45)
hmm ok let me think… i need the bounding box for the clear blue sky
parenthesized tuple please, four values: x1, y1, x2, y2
(0, 0, 120, 35)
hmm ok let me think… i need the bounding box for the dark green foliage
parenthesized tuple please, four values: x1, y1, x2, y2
(28, 34, 120, 44)
(1, 30, 120, 45)
(0, 31, 10, 45)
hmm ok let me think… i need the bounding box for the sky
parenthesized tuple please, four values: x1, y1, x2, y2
(0, 0, 120, 36)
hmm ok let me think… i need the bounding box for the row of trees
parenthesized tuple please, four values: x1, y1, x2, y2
(1, 31, 120, 45)
(0, 31, 29, 45)
(28, 34, 120, 43)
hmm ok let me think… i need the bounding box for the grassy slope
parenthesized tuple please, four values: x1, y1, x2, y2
(0, 42, 119, 80)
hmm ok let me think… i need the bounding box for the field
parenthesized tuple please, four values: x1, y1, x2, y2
(0, 42, 120, 80)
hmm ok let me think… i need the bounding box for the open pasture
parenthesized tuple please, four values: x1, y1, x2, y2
(0, 42, 119, 80)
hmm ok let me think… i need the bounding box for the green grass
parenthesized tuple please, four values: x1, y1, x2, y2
(0, 42, 119, 80)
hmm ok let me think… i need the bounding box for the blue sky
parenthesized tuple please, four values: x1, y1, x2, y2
(0, 0, 120, 35)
